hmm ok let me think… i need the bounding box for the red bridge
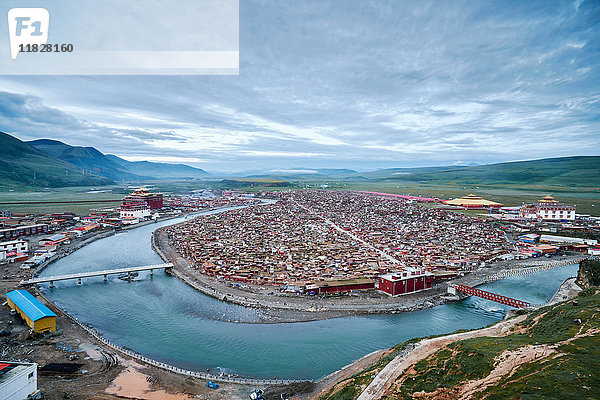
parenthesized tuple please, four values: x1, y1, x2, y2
(450, 284, 531, 308)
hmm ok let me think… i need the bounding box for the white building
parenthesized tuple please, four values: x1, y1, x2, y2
(0, 361, 38, 400)
(120, 203, 151, 219)
(520, 195, 575, 221)
(540, 235, 598, 246)
(0, 240, 28, 254)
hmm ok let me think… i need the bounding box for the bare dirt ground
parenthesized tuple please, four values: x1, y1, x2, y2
(105, 357, 256, 400)
(351, 279, 589, 400)
(308, 349, 389, 400)
(354, 315, 528, 400)
(0, 237, 259, 400)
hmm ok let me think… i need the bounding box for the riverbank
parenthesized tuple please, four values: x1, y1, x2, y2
(13, 202, 585, 398)
(316, 276, 588, 400)
(27, 210, 190, 280)
(2, 205, 270, 399)
(153, 222, 586, 322)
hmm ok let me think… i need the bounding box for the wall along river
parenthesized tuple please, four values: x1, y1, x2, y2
(39, 207, 580, 380)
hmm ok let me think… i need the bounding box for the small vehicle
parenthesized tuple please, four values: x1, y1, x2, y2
(249, 389, 263, 400)
(207, 381, 219, 390)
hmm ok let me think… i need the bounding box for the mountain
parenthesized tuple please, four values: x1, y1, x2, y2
(103, 154, 209, 179)
(0, 132, 113, 188)
(27, 139, 149, 181)
(28, 138, 209, 181)
(367, 156, 600, 187)
(244, 168, 361, 181)
(361, 166, 465, 179)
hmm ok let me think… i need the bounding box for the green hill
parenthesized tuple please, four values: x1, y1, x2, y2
(0, 132, 113, 188)
(369, 156, 600, 187)
(28, 139, 149, 181)
(320, 262, 600, 400)
(28, 138, 209, 181)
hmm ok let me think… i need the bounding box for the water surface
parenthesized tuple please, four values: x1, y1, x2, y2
(40, 210, 578, 380)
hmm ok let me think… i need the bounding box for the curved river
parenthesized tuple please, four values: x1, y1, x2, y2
(40, 209, 579, 380)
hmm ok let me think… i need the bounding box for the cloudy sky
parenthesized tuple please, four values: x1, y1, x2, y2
(0, 0, 598, 172)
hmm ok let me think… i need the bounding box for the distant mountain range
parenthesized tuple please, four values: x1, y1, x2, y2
(1, 131, 597, 188)
(0, 132, 208, 188)
(364, 156, 600, 187)
(245, 168, 360, 181)
(28, 139, 208, 181)
(243, 157, 599, 187)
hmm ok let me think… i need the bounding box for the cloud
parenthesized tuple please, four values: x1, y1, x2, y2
(0, 0, 598, 171)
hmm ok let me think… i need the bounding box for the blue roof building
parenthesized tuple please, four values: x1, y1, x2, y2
(6, 290, 56, 333)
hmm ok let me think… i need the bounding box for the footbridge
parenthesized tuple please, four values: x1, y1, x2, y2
(448, 284, 531, 308)
(483, 257, 589, 284)
(20, 263, 173, 287)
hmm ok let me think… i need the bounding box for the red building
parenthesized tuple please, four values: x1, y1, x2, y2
(0, 224, 48, 241)
(378, 268, 434, 296)
(122, 187, 163, 210)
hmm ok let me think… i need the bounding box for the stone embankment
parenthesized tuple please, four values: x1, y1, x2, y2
(153, 226, 587, 321)
(34, 289, 309, 386)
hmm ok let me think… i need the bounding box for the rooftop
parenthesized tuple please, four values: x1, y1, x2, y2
(6, 290, 56, 321)
(0, 361, 36, 386)
(444, 194, 502, 207)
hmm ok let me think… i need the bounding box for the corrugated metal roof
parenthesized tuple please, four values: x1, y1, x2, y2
(48, 234, 67, 241)
(6, 290, 56, 321)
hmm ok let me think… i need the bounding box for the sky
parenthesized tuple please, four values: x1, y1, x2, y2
(0, 0, 599, 172)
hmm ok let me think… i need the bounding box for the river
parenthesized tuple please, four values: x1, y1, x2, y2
(39, 208, 579, 380)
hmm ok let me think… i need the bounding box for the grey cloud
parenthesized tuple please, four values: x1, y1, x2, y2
(0, 0, 598, 170)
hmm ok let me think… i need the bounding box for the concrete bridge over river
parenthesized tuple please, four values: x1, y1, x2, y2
(20, 263, 173, 287)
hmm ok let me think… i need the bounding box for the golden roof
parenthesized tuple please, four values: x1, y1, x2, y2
(444, 194, 502, 207)
(539, 195, 558, 203)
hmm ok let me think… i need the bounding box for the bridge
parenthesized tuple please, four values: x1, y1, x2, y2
(20, 263, 173, 288)
(449, 284, 531, 308)
(483, 257, 588, 283)
(446, 256, 596, 308)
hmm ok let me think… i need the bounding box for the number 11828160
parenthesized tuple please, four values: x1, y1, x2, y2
(19, 43, 73, 53)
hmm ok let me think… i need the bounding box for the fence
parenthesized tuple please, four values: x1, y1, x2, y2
(35, 290, 309, 386)
(483, 256, 592, 283)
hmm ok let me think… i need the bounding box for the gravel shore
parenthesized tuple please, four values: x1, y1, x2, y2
(153, 224, 585, 323)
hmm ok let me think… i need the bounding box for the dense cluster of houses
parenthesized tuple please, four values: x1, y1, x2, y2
(0, 210, 102, 268)
(167, 191, 513, 295)
(0, 192, 263, 269)
(516, 232, 600, 258)
(281, 191, 512, 270)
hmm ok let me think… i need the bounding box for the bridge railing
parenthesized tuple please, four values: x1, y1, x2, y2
(483, 257, 589, 283)
(452, 284, 531, 308)
(21, 263, 173, 285)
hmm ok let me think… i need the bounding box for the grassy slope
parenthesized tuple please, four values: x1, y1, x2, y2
(368, 156, 600, 188)
(320, 284, 600, 400)
(28, 138, 208, 180)
(28, 139, 147, 181)
(0, 132, 112, 188)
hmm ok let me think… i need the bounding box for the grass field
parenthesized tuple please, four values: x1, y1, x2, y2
(229, 180, 600, 216)
(320, 279, 600, 400)
(0, 187, 126, 214)
(2, 179, 600, 216)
